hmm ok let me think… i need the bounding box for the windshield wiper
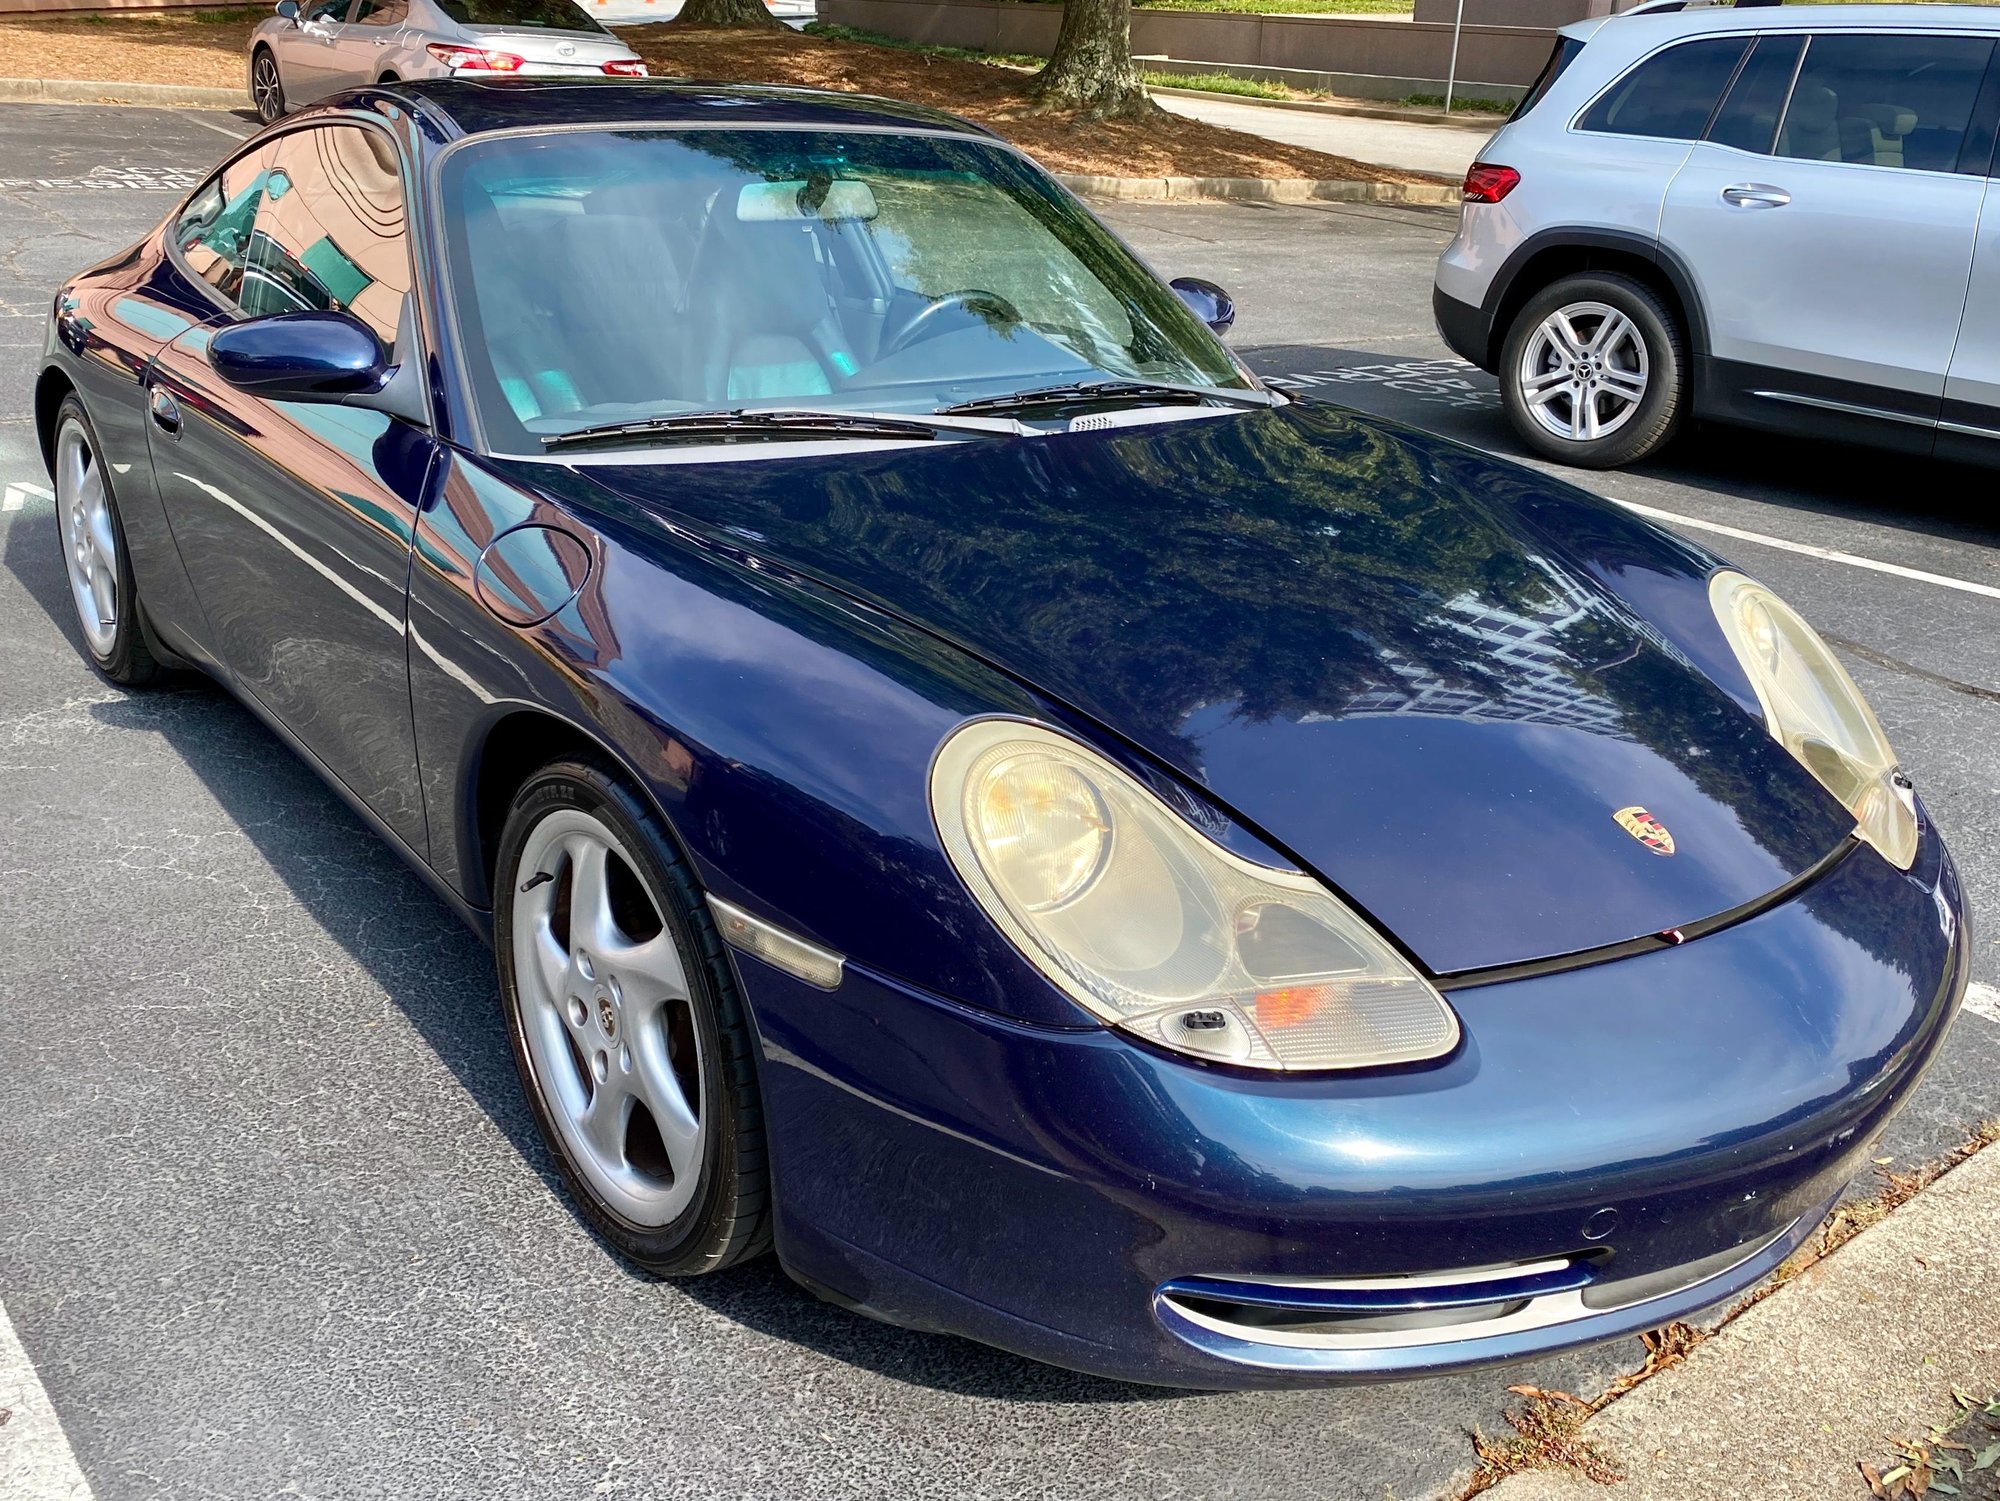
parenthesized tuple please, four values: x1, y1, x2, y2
(937, 378, 1277, 418)
(541, 407, 1009, 453)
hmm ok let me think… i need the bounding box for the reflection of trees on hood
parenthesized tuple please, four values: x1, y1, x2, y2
(582, 403, 1837, 851)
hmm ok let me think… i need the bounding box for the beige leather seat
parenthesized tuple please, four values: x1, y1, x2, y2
(1779, 82, 1843, 161)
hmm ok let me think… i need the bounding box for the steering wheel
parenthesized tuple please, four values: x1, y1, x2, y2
(881, 289, 1022, 358)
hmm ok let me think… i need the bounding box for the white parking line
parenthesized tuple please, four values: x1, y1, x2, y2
(184, 115, 252, 141)
(1611, 497, 2000, 602)
(1967, 982, 2000, 1025)
(3, 481, 52, 513)
(0, 1298, 95, 1501)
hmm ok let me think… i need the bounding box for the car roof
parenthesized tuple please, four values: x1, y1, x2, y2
(378, 77, 997, 143)
(1563, 3, 2000, 42)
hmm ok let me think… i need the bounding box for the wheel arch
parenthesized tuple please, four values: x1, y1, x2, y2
(1484, 231, 1706, 376)
(463, 704, 682, 914)
(34, 365, 78, 474)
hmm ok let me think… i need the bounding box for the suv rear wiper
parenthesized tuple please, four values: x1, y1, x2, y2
(937, 379, 1277, 417)
(541, 407, 1012, 453)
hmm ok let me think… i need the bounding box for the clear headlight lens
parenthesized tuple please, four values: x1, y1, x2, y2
(930, 720, 1461, 1071)
(1709, 570, 1917, 869)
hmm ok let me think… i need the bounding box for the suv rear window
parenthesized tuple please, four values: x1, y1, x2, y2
(1579, 37, 1749, 139)
(1510, 37, 1584, 122)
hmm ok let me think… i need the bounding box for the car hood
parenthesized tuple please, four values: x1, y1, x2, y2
(542, 402, 1857, 974)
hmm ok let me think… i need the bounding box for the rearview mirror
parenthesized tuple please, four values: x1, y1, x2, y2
(1170, 276, 1235, 336)
(275, 0, 300, 18)
(210, 311, 388, 401)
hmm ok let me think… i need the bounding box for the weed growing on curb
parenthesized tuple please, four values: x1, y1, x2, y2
(1452, 1119, 2000, 1497)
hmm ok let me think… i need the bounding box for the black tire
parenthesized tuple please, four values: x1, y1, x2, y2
(50, 395, 159, 687)
(251, 46, 286, 126)
(494, 756, 771, 1274)
(1499, 271, 1686, 469)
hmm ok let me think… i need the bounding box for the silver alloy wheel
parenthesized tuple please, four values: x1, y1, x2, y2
(1517, 301, 1650, 443)
(511, 807, 706, 1228)
(54, 417, 119, 658)
(252, 52, 282, 122)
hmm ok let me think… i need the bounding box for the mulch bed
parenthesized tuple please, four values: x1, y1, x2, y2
(0, 6, 1432, 182)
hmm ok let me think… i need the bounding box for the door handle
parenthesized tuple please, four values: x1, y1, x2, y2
(1721, 184, 1791, 209)
(149, 387, 182, 437)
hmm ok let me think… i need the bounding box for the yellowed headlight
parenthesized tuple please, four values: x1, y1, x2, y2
(1709, 571, 1917, 869)
(931, 719, 1460, 1071)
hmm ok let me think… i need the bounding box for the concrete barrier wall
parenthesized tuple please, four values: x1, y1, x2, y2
(822, 0, 1571, 88)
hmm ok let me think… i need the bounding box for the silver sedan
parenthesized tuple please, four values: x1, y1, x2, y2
(247, 0, 646, 124)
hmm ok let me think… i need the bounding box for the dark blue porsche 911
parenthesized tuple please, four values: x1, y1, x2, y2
(39, 78, 1966, 1388)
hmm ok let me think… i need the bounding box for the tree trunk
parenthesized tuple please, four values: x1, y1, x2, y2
(670, 0, 783, 30)
(1032, 0, 1156, 118)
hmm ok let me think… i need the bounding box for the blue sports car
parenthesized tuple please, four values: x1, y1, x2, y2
(39, 78, 1966, 1388)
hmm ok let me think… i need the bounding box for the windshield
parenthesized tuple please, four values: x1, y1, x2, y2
(438, 128, 1251, 451)
(433, 0, 606, 30)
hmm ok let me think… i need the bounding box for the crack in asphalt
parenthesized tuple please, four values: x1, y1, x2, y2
(1825, 633, 2000, 709)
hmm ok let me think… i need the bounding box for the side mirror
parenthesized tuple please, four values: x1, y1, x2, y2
(275, 0, 300, 18)
(1171, 276, 1235, 336)
(210, 311, 388, 401)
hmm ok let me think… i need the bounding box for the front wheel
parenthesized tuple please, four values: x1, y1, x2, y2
(494, 758, 770, 1274)
(250, 47, 286, 125)
(1500, 272, 1686, 469)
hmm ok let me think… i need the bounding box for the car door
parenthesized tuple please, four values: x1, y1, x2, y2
(1659, 30, 1995, 445)
(1938, 52, 2000, 464)
(326, 0, 412, 87)
(145, 120, 437, 852)
(281, 0, 355, 102)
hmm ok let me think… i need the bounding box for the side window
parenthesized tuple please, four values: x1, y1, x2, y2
(174, 143, 278, 303)
(1578, 38, 1749, 141)
(302, 0, 347, 19)
(1707, 35, 1805, 155)
(1777, 34, 1995, 171)
(236, 124, 413, 346)
(351, 0, 409, 23)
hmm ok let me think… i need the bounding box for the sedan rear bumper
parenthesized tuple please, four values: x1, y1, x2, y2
(737, 820, 1966, 1388)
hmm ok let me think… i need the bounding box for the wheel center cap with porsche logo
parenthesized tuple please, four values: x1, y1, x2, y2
(1613, 805, 1675, 856)
(597, 994, 618, 1038)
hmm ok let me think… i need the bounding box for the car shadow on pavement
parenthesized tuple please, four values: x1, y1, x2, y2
(4, 507, 1185, 1408)
(1248, 342, 2000, 554)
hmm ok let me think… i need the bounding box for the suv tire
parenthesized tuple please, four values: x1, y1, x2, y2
(1500, 271, 1686, 469)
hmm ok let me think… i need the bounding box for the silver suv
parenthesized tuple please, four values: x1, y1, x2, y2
(1434, 4, 2000, 468)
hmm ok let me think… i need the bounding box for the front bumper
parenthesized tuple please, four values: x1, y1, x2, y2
(739, 824, 1966, 1388)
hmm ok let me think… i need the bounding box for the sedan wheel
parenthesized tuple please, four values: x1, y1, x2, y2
(53, 399, 156, 684)
(496, 759, 769, 1272)
(251, 50, 285, 125)
(1500, 272, 1685, 470)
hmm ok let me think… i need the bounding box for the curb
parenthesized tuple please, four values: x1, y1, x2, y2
(1147, 84, 1506, 133)
(1056, 173, 1460, 206)
(0, 77, 248, 109)
(0, 78, 1461, 205)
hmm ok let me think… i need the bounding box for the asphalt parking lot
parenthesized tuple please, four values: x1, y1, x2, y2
(1, 103, 1997, 1501)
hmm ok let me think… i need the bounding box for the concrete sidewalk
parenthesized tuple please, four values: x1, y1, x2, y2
(1156, 91, 1496, 179)
(1485, 1139, 2000, 1501)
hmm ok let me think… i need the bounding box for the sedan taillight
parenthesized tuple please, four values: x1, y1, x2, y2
(1462, 163, 1521, 203)
(426, 42, 524, 71)
(602, 59, 647, 76)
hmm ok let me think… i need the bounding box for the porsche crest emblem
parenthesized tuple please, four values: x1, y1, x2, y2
(1613, 806, 1675, 856)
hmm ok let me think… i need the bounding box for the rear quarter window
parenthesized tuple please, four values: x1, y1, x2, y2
(1578, 37, 1750, 140)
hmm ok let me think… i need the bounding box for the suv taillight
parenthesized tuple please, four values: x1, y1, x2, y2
(427, 43, 524, 71)
(602, 59, 647, 76)
(1462, 164, 1520, 203)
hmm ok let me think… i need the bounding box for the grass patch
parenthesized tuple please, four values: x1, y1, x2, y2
(802, 22, 1040, 66)
(1143, 70, 1290, 99)
(1403, 92, 1513, 114)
